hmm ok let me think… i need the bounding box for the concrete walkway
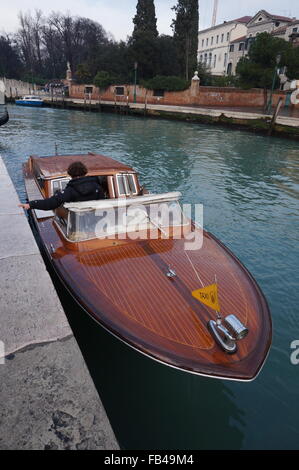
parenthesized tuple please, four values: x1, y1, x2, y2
(0, 157, 119, 450)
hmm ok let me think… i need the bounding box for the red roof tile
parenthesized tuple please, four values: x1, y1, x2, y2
(233, 16, 252, 24)
(231, 35, 247, 44)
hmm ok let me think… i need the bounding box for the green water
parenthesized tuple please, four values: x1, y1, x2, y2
(1, 104, 299, 449)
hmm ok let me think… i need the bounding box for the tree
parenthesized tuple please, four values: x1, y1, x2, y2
(16, 10, 45, 79)
(142, 75, 189, 91)
(171, 0, 199, 80)
(76, 63, 94, 83)
(0, 35, 22, 78)
(236, 33, 293, 90)
(128, 0, 159, 80)
(94, 71, 117, 89)
(155, 35, 180, 76)
(132, 0, 158, 40)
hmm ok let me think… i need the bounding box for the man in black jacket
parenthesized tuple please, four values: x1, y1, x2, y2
(19, 161, 105, 211)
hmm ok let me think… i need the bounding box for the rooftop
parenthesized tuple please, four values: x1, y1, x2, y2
(31, 153, 133, 178)
(199, 16, 252, 34)
(234, 16, 253, 24)
(231, 35, 247, 44)
(271, 25, 288, 35)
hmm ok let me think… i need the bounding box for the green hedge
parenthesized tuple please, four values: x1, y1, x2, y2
(141, 75, 190, 92)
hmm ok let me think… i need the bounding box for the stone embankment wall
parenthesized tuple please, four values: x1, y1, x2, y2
(0, 78, 37, 98)
(69, 82, 290, 109)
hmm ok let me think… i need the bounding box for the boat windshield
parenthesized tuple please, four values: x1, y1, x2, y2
(66, 200, 189, 241)
(24, 96, 40, 100)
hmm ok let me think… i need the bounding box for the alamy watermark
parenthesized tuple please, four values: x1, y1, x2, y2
(0, 340, 5, 364)
(71, 201, 204, 251)
(290, 340, 299, 365)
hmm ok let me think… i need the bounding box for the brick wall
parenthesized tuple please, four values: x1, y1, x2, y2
(69, 82, 289, 108)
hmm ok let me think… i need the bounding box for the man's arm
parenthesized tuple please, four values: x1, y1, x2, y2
(19, 193, 64, 211)
(19, 186, 75, 211)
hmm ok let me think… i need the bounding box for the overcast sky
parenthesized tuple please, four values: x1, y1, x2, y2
(1, 0, 299, 41)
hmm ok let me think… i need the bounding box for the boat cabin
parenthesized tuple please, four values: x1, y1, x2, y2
(21, 95, 43, 101)
(27, 153, 188, 244)
(28, 152, 141, 200)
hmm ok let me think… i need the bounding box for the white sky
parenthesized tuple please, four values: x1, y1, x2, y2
(1, 0, 299, 41)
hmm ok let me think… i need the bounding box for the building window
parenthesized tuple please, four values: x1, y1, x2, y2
(227, 32, 230, 41)
(221, 33, 224, 42)
(153, 89, 164, 97)
(275, 21, 280, 27)
(239, 43, 245, 51)
(229, 44, 234, 52)
(293, 27, 298, 33)
(216, 35, 219, 43)
(227, 63, 233, 75)
(204, 53, 207, 63)
(213, 55, 217, 68)
(258, 17, 263, 22)
(199, 54, 203, 62)
(211, 36, 214, 45)
(224, 53, 227, 67)
(206, 38, 209, 46)
(208, 52, 212, 66)
(115, 86, 125, 96)
(202, 39, 204, 47)
(84, 86, 93, 94)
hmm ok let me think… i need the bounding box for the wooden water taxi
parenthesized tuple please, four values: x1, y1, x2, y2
(23, 152, 272, 381)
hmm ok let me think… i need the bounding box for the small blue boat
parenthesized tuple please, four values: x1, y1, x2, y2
(15, 95, 44, 107)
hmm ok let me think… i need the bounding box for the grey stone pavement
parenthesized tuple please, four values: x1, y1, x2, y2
(0, 157, 119, 450)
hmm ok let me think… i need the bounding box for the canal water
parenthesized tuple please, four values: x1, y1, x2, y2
(1, 104, 298, 449)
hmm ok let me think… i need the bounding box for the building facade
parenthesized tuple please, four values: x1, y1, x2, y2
(246, 10, 294, 38)
(197, 17, 251, 76)
(200, 10, 298, 77)
(227, 11, 296, 75)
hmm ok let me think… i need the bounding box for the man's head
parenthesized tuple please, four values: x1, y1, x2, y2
(67, 161, 88, 178)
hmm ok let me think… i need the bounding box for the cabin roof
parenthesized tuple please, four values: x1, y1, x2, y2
(31, 152, 134, 178)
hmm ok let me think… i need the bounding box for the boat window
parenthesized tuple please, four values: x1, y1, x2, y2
(33, 165, 45, 191)
(65, 200, 188, 242)
(116, 173, 138, 196)
(116, 174, 126, 196)
(51, 177, 71, 195)
(127, 174, 137, 193)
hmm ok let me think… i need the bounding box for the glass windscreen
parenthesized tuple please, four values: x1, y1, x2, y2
(66, 201, 188, 241)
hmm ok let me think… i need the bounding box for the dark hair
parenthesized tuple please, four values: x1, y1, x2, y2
(67, 161, 88, 178)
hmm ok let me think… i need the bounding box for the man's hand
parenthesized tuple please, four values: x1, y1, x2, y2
(18, 203, 30, 210)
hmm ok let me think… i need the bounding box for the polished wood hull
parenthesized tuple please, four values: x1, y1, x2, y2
(24, 162, 272, 382)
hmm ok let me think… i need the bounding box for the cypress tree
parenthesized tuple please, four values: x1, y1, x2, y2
(129, 0, 159, 79)
(172, 0, 199, 80)
(132, 0, 158, 40)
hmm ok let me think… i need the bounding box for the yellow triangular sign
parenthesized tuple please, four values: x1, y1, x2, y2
(192, 283, 220, 311)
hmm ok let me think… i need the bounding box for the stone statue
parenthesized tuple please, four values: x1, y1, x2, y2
(192, 71, 200, 82)
(66, 62, 72, 81)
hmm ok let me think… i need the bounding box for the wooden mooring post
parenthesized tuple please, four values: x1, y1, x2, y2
(268, 97, 283, 136)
